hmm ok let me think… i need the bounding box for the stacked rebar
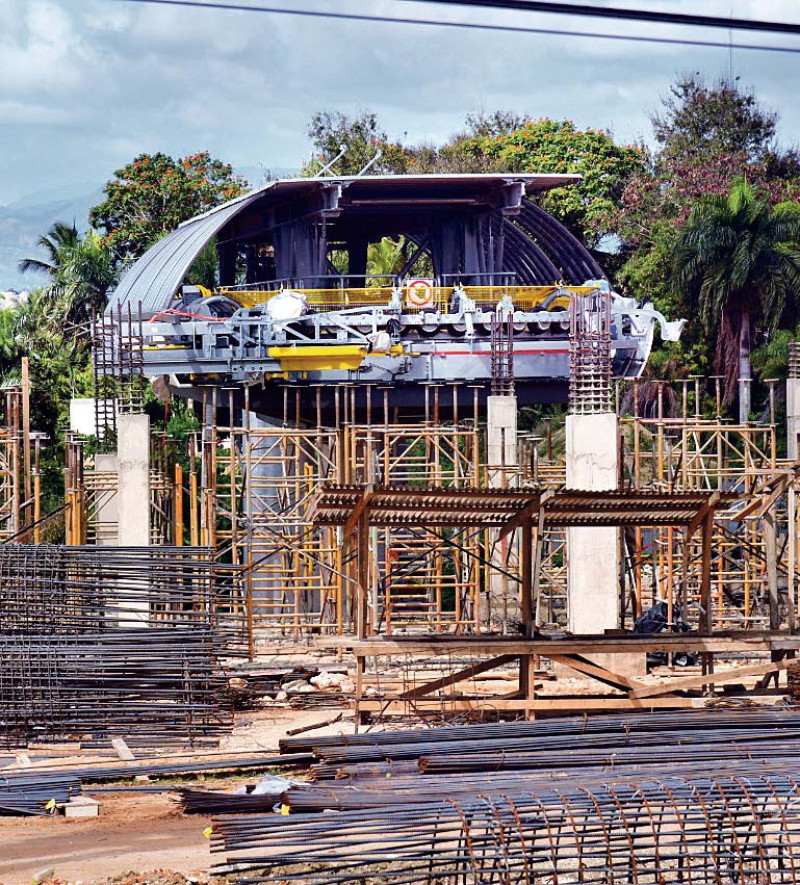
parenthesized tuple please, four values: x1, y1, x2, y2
(0, 628, 231, 747)
(0, 769, 80, 815)
(210, 710, 800, 885)
(0, 544, 246, 648)
(213, 774, 800, 885)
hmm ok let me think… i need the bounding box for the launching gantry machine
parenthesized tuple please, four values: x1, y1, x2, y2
(105, 173, 682, 419)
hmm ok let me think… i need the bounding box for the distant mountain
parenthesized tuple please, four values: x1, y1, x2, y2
(0, 166, 301, 291)
(0, 185, 104, 290)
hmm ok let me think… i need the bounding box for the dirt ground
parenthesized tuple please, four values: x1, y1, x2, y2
(0, 792, 211, 885)
(0, 706, 357, 885)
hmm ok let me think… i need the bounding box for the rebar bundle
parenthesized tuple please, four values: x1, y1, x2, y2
(212, 773, 800, 885)
(0, 769, 80, 815)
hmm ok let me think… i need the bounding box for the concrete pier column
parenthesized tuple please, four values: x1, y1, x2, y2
(116, 413, 150, 626)
(565, 412, 618, 635)
(788, 343, 800, 460)
(788, 379, 800, 461)
(485, 395, 519, 627)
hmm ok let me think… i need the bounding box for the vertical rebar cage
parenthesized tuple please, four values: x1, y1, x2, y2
(569, 289, 612, 414)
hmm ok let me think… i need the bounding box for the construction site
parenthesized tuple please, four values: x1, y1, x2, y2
(6, 173, 800, 884)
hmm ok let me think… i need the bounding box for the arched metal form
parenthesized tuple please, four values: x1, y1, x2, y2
(213, 774, 800, 885)
(107, 173, 601, 317)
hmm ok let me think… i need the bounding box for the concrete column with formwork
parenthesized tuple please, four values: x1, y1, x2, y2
(485, 394, 520, 627)
(788, 343, 800, 460)
(116, 413, 150, 626)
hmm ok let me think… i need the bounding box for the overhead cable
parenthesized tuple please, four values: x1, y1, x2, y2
(398, 0, 800, 37)
(113, 0, 800, 56)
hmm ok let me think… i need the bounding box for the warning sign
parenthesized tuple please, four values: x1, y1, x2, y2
(405, 278, 435, 310)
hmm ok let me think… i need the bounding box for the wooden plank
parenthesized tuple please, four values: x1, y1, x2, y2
(629, 658, 796, 699)
(316, 634, 791, 655)
(343, 487, 372, 538)
(398, 654, 520, 700)
(687, 491, 720, 536)
(547, 653, 647, 692)
(356, 697, 705, 714)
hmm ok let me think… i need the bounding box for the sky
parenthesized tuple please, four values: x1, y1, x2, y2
(3, 0, 800, 205)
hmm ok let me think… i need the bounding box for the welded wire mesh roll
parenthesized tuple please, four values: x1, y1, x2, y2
(213, 774, 800, 885)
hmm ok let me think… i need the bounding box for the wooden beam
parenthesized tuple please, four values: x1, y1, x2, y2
(687, 491, 720, 537)
(765, 509, 780, 631)
(699, 511, 713, 634)
(497, 491, 549, 542)
(356, 514, 369, 639)
(316, 633, 798, 656)
(398, 654, 520, 700)
(356, 697, 705, 714)
(629, 657, 796, 699)
(344, 485, 374, 538)
(547, 653, 648, 692)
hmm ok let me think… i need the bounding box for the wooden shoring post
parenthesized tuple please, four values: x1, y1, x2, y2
(532, 508, 545, 629)
(174, 463, 184, 546)
(357, 512, 369, 640)
(790, 481, 797, 633)
(20, 357, 31, 524)
(520, 516, 533, 636)
(518, 516, 537, 717)
(699, 509, 714, 636)
(32, 434, 41, 545)
(189, 434, 200, 547)
(764, 507, 780, 631)
(242, 403, 255, 657)
(667, 525, 674, 628)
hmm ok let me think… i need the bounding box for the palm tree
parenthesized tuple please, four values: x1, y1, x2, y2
(672, 180, 800, 423)
(18, 221, 80, 276)
(19, 223, 116, 328)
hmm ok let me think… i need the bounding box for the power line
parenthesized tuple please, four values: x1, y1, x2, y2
(113, 0, 800, 55)
(397, 0, 800, 37)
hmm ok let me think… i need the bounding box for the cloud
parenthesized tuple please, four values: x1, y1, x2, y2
(1, 0, 800, 209)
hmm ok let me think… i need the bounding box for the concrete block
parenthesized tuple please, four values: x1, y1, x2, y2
(63, 796, 100, 818)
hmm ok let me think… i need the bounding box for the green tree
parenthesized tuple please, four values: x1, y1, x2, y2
(653, 76, 779, 165)
(671, 180, 800, 421)
(367, 237, 406, 278)
(615, 76, 800, 394)
(303, 111, 410, 177)
(418, 118, 646, 248)
(90, 151, 248, 264)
